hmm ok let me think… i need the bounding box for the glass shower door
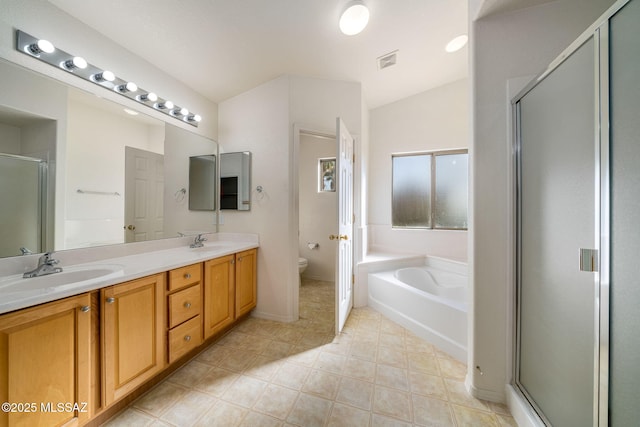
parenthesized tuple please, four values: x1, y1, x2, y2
(516, 36, 598, 426)
(0, 154, 46, 257)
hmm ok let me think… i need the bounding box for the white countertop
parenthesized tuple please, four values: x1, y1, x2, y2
(0, 239, 258, 315)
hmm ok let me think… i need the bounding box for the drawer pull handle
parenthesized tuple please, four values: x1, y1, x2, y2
(106, 297, 115, 304)
(184, 335, 191, 342)
(81, 305, 90, 313)
(184, 273, 191, 279)
(184, 302, 192, 309)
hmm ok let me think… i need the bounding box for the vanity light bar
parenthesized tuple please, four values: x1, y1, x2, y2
(16, 30, 200, 127)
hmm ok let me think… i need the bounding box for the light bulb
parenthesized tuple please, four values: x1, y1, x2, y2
(156, 100, 174, 110)
(93, 70, 115, 82)
(63, 56, 87, 70)
(117, 81, 138, 93)
(445, 35, 468, 53)
(179, 108, 189, 116)
(139, 92, 158, 102)
(339, 2, 369, 36)
(28, 39, 54, 55)
(187, 114, 202, 123)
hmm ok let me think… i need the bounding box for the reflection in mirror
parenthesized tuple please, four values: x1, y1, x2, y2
(189, 155, 216, 211)
(220, 151, 251, 211)
(0, 57, 219, 259)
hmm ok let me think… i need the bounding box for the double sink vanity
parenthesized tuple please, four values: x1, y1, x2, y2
(0, 235, 258, 426)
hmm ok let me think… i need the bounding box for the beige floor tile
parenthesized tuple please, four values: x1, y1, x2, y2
(327, 402, 371, 427)
(376, 364, 410, 392)
(343, 356, 377, 382)
(371, 414, 412, 427)
(335, 377, 374, 410)
(192, 367, 239, 397)
(497, 413, 519, 427)
(314, 351, 347, 374)
(407, 352, 440, 375)
(195, 401, 247, 427)
(253, 383, 299, 420)
(103, 408, 156, 426)
(378, 332, 405, 349)
(148, 420, 173, 427)
(286, 393, 333, 427)
(160, 390, 217, 426)
(409, 371, 449, 400)
(444, 379, 491, 412)
(218, 351, 259, 372)
(487, 401, 511, 415)
(272, 362, 311, 390)
(133, 382, 186, 417)
(380, 319, 406, 336)
(221, 375, 268, 408)
(167, 360, 212, 388)
(451, 404, 500, 427)
(349, 341, 377, 362)
(377, 346, 408, 369)
(438, 357, 467, 380)
(196, 343, 236, 366)
(412, 394, 455, 427)
(302, 369, 341, 400)
(287, 346, 321, 366)
(260, 340, 294, 359)
(239, 411, 283, 427)
(372, 385, 413, 423)
(243, 355, 282, 381)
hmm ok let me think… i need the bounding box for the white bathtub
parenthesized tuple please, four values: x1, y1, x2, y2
(368, 259, 468, 362)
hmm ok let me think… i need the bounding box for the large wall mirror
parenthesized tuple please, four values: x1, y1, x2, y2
(0, 57, 218, 259)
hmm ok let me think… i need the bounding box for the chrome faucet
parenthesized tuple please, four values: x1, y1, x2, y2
(19, 247, 33, 255)
(23, 252, 63, 278)
(189, 234, 207, 248)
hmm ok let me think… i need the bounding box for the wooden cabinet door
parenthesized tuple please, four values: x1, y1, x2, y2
(102, 273, 165, 406)
(203, 255, 235, 339)
(235, 248, 257, 318)
(0, 293, 92, 427)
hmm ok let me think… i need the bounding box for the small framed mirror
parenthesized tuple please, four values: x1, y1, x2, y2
(188, 154, 216, 211)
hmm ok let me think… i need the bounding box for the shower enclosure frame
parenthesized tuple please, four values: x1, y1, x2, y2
(510, 0, 632, 424)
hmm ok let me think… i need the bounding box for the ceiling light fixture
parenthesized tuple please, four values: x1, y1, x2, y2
(339, 1, 370, 36)
(445, 35, 468, 53)
(16, 30, 200, 127)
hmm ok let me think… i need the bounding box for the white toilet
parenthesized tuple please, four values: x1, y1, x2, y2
(298, 257, 308, 275)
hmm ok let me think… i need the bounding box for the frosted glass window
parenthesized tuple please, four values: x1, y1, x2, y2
(392, 151, 468, 229)
(435, 154, 468, 229)
(392, 154, 431, 227)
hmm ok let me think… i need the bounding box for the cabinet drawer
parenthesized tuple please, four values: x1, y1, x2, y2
(168, 284, 201, 328)
(168, 263, 201, 292)
(168, 315, 202, 363)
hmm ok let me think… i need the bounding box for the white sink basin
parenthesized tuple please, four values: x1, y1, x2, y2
(190, 243, 234, 252)
(0, 264, 124, 295)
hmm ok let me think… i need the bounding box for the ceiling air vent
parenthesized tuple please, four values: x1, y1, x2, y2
(377, 50, 398, 70)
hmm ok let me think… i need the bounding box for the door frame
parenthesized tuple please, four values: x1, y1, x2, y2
(292, 123, 359, 324)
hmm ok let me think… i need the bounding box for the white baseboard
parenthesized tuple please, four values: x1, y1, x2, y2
(505, 385, 546, 427)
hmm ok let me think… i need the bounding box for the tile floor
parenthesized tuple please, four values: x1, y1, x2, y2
(103, 279, 516, 426)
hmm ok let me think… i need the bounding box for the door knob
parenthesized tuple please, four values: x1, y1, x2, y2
(329, 234, 348, 241)
(124, 225, 136, 230)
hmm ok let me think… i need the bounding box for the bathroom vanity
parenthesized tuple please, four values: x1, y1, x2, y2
(0, 239, 257, 427)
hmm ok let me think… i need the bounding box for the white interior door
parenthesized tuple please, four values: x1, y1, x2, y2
(124, 147, 164, 243)
(334, 118, 354, 334)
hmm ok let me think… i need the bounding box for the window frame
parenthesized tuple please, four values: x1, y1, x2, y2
(391, 148, 468, 231)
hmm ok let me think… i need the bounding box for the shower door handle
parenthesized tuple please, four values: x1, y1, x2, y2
(579, 248, 599, 272)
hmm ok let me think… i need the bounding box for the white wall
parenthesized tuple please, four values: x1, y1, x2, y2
(298, 134, 337, 282)
(469, 0, 616, 402)
(219, 74, 363, 322)
(0, 122, 21, 153)
(368, 79, 469, 261)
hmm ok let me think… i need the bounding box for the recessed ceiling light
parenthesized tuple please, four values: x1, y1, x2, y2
(445, 35, 468, 53)
(339, 1, 370, 36)
(123, 108, 139, 116)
